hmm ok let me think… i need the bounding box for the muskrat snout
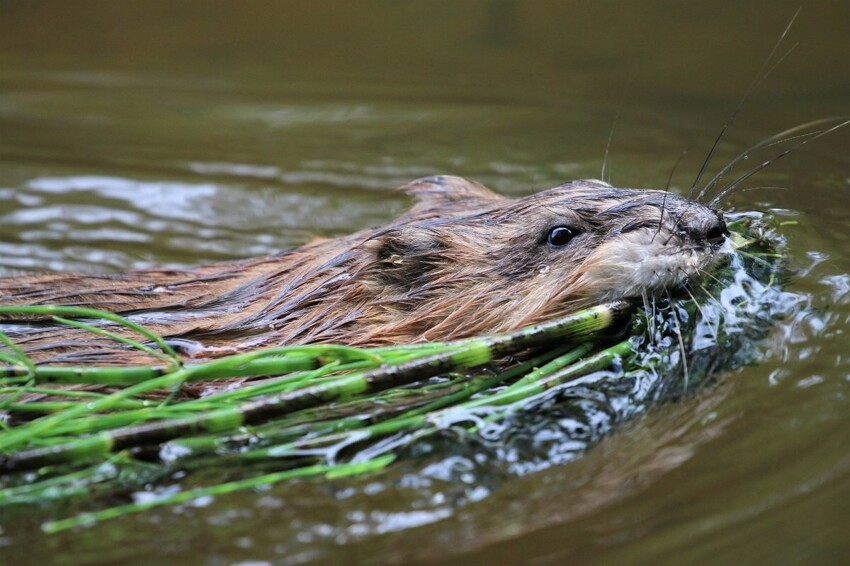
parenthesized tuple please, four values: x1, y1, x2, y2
(705, 214, 730, 247)
(683, 210, 729, 249)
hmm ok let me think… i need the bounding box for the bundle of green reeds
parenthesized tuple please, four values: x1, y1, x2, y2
(0, 215, 785, 532)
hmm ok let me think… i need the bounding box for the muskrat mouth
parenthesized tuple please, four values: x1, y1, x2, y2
(577, 224, 731, 304)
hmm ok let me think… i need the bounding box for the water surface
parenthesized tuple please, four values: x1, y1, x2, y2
(1, 2, 849, 564)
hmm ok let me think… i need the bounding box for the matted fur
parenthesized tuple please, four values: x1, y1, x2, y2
(0, 176, 727, 365)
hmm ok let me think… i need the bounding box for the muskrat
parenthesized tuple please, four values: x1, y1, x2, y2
(0, 174, 728, 366)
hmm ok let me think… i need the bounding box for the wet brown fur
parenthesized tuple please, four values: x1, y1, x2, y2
(0, 176, 727, 366)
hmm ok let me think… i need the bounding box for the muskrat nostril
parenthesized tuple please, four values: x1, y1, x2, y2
(705, 218, 728, 245)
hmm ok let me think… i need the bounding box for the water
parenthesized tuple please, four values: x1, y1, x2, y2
(1, 1, 849, 564)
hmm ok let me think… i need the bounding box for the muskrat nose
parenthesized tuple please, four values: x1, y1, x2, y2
(681, 210, 728, 247)
(698, 213, 728, 247)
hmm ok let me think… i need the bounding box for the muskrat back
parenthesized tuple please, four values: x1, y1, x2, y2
(0, 175, 729, 365)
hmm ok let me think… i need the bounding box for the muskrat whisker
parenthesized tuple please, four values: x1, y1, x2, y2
(600, 76, 634, 185)
(531, 189, 562, 218)
(691, 273, 722, 308)
(601, 119, 616, 185)
(709, 118, 850, 207)
(639, 288, 651, 317)
(738, 185, 789, 194)
(700, 268, 727, 290)
(651, 294, 660, 339)
(664, 150, 687, 194)
(697, 131, 816, 203)
(760, 130, 827, 147)
(651, 295, 664, 346)
(688, 8, 800, 201)
(639, 289, 659, 340)
(652, 150, 687, 244)
(733, 249, 781, 276)
(698, 117, 848, 204)
(681, 274, 720, 343)
(662, 212, 687, 246)
(666, 289, 690, 391)
(675, 243, 714, 254)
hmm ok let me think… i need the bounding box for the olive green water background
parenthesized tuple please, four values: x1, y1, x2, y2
(1, 1, 849, 564)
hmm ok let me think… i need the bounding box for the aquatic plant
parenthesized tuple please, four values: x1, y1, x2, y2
(0, 215, 785, 532)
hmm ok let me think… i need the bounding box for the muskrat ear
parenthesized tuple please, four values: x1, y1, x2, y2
(398, 175, 504, 216)
(371, 226, 444, 262)
(367, 226, 447, 289)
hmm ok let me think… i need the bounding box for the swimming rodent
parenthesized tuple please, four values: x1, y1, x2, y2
(0, 175, 729, 366)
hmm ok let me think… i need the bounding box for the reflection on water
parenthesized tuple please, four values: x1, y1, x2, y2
(1, 1, 849, 564)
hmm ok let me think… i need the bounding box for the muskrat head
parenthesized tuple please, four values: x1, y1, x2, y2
(527, 178, 731, 302)
(364, 176, 730, 340)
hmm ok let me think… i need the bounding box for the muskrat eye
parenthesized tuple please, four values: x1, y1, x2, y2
(547, 226, 576, 246)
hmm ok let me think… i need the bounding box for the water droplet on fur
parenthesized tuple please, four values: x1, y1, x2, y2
(388, 254, 404, 265)
(537, 264, 550, 274)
